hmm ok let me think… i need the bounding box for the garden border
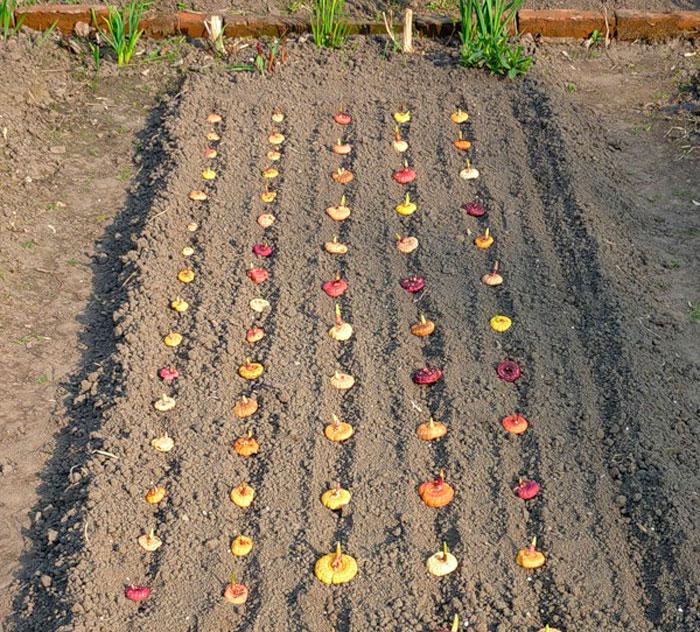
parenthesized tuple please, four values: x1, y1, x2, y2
(12, 4, 700, 42)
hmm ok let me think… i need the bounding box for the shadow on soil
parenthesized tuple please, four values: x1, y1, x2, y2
(5, 77, 185, 632)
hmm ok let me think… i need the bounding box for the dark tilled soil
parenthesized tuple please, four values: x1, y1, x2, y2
(3, 36, 698, 632)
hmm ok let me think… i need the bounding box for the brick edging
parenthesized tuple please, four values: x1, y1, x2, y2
(13, 5, 700, 42)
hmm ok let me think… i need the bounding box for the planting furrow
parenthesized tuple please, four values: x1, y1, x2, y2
(451, 83, 654, 629)
(388, 108, 469, 624)
(260, 112, 342, 632)
(452, 98, 569, 629)
(129, 105, 267, 630)
(506, 82, 695, 630)
(461, 88, 619, 629)
(52, 87, 244, 631)
(495, 85, 640, 630)
(127, 112, 235, 626)
(307, 106, 362, 627)
(191, 101, 312, 629)
(332, 103, 426, 630)
(408, 95, 519, 628)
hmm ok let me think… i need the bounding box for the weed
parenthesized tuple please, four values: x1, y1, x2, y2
(310, 0, 348, 49)
(565, 82, 576, 94)
(142, 35, 185, 64)
(20, 239, 37, 251)
(35, 374, 49, 385)
(89, 42, 101, 72)
(426, 0, 457, 14)
(671, 189, 690, 198)
(16, 333, 49, 345)
(287, 0, 307, 13)
(66, 258, 80, 267)
(35, 20, 57, 47)
(228, 39, 288, 76)
(204, 14, 225, 56)
(458, 0, 531, 79)
(1, 0, 24, 40)
(688, 301, 700, 323)
(632, 123, 652, 135)
(668, 260, 681, 269)
(380, 10, 400, 57)
(96, 1, 150, 67)
(584, 29, 601, 49)
(117, 165, 132, 181)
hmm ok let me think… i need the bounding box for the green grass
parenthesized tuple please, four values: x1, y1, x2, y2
(143, 36, 186, 64)
(287, 0, 306, 13)
(117, 165, 132, 181)
(228, 39, 286, 76)
(96, 1, 150, 67)
(1, 0, 24, 40)
(16, 333, 49, 345)
(310, 0, 348, 49)
(35, 19, 57, 46)
(458, 0, 531, 79)
(631, 123, 652, 135)
(89, 42, 101, 72)
(426, 0, 458, 13)
(689, 302, 700, 323)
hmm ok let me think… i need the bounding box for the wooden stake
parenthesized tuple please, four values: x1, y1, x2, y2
(402, 9, 413, 53)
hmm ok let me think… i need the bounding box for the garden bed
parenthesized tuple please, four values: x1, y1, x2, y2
(2, 33, 698, 632)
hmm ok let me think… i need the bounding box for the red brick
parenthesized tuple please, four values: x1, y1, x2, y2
(13, 5, 700, 44)
(616, 10, 700, 41)
(15, 5, 108, 35)
(141, 14, 178, 39)
(175, 11, 206, 38)
(223, 16, 256, 39)
(518, 9, 613, 39)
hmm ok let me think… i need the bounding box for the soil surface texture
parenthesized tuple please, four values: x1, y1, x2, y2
(2, 30, 699, 632)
